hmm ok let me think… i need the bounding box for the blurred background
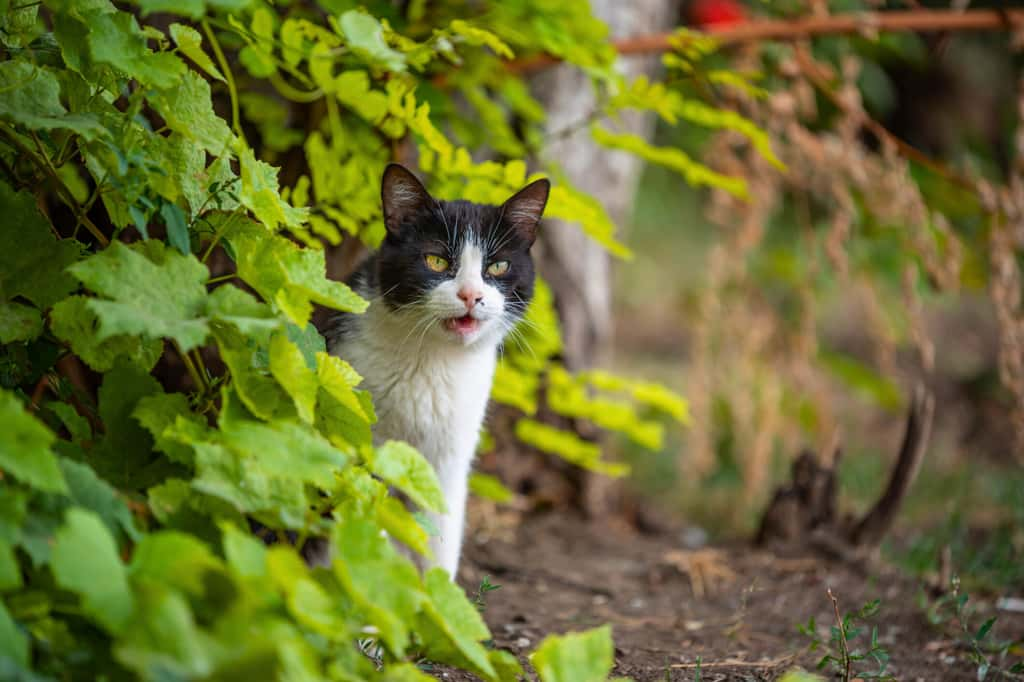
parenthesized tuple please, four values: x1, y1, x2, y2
(576, 0, 1024, 593)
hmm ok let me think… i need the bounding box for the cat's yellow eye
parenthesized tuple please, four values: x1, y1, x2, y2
(424, 254, 449, 272)
(487, 260, 510, 277)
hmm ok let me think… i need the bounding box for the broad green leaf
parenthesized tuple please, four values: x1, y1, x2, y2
(236, 145, 308, 232)
(269, 333, 317, 424)
(59, 458, 140, 542)
(339, 11, 406, 73)
(205, 285, 280, 336)
(51, 508, 134, 633)
(0, 390, 67, 493)
(0, 60, 105, 138)
(0, 302, 42, 343)
(365, 441, 445, 514)
(0, 181, 83, 309)
(212, 326, 293, 422)
(416, 568, 497, 680)
(133, 392, 206, 465)
(221, 522, 267, 577)
(69, 241, 210, 352)
(169, 23, 224, 81)
(331, 514, 424, 656)
(231, 230, 367, 327)
(115, 583, 212, 677)
(148, 71, 234, 155)
(50, 296, 163, 372)
(47, 402, 92, 446)
(376, 495, 430, 557)
(0, 601, 28, 667)
(219, 418, 349, 489)
(530, 625, 615, 682)
(87, 11, 186, 89)
(130, 531, 222, 597)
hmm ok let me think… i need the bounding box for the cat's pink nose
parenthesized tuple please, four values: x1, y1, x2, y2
(457, 287, 484, 310)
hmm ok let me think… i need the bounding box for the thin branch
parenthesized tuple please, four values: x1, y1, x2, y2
(506, 9, 1024, 75)
(828, 587, 852, 682)
(849, 383, 935, 547)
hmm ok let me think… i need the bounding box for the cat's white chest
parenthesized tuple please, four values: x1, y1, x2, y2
(365, 347, 496, 461)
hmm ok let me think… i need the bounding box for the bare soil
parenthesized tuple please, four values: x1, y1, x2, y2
(441, 508, 1023, 681)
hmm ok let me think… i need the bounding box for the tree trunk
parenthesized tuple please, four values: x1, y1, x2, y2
(531, 0, 677, 513)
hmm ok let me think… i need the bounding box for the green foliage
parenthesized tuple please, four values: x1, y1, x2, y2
(798, 597, 893, 681)
(0, 0, 716, 678)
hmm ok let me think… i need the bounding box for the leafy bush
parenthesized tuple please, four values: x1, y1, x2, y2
(0, 0, 770, 678)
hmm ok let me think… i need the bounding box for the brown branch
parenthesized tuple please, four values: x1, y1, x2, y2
(849, 383, 935, 547)
(506, 9, 1024, 75)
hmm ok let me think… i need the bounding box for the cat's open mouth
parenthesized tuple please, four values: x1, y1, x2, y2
(443, 314, 480, 336)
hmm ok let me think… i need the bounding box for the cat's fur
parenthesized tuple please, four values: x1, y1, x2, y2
(326, 164, 549, 578)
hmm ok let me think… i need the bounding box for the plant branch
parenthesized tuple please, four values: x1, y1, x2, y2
(0, 123, 109, 246)
(506, 9, 1024, 75)
(827, 587, 852, 682)
(201, 19, 247, 147)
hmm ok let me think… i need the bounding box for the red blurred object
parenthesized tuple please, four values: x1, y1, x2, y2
(690, 0, 746, 27)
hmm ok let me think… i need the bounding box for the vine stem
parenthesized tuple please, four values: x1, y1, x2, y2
(506, 8, 1024, 75)
(201, 19, 247, 147)
(827, 587, 852, 682)
(174, 340, 208, 393)
(0, 123, 109, 246)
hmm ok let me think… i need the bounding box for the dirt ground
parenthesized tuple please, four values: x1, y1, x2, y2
(439, 508, 1023, 682)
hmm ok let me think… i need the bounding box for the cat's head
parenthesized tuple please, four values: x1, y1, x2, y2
(375, 163, 549, 349)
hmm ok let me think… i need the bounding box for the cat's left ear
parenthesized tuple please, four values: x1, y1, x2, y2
(501, 178, 550, 246)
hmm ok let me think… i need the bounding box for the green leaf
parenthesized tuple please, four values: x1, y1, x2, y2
(87, 11, 186, 89)
(0, 541, 22, 591)
(0, 390, 67, 493)
(365, 441, 446, 514)
(0, 60, 105, 138)
(0, 181, 83, 309)
(468, 472, 515, 504)
(0, 302, 42, 343)
(449, 20, 513, 58)
(530, 625, 615, 682)
(160, 202, 191, 255)
(339, 11, 406, 73)
(59, 458, 140, 542)
(236, 145, 308, 232)
(515, 418, 628, 477)
(50, 296, 163, 372)
(133, 392, 207, 465)
(169, 23, 224, 81)
(48, 402, 92, 446)
(0, 601, 28, 667)
(69, 241, 210, 352)
(148, 71, 234, 155)
(818, 350, 902, 412)
(221, 522, 267, 577)
(331, 514, 424, 656)
(417, 568, 497, 680)
(269, 333, 317, 424)
(139, 0, 205, 20)
(130, 531, 222, 597)
(51, 508, 134, 633)
(231, 230, 367, 327)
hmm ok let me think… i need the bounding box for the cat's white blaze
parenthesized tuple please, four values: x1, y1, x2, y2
(330, 247, 506, 578)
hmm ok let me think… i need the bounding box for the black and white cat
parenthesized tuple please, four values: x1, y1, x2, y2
(327, 164, 549, 578)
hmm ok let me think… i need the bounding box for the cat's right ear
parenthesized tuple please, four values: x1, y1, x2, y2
(382, 164, 432, 235)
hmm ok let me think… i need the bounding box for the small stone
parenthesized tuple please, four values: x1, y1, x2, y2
(516, 637, 531, 648)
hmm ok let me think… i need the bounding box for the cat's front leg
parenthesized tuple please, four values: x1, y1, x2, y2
(424, 450, 472, 580)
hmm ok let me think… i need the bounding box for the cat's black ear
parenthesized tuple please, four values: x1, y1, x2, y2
(381, 164, 432, 235)
(501, 178, 549, 246)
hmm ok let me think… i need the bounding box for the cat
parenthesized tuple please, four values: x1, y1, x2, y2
(325, 164, 549, 578)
